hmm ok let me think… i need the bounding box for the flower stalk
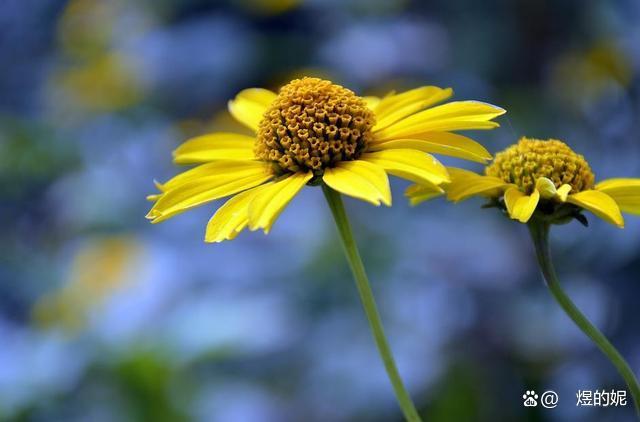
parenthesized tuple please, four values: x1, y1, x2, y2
(322, 184, 422, 422)
(528, 220, 640, 417)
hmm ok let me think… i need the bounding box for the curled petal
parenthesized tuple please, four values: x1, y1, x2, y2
(504, 188, 540, 223)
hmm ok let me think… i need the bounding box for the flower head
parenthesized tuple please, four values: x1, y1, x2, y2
(407, 137, 640, 227)
(485, 138, 595, 194)
(147, 77, 505, 242)
(255, 78, 375, 175)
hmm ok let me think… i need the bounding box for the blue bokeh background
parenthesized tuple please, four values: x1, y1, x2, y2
(1, 0, 639, 421)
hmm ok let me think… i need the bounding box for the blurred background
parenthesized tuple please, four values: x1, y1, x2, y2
(1, 0, 639, 420)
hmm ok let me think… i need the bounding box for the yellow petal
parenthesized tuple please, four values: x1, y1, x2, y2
(595, 178, 640, 215)
(404, 184, 445, 206)
(205, 183, 273, 242)
(567, 190, 624, 227)
(158, 160, 267, 191)
(248, 172, 312, 233)
(504, 187, 539, 223)
(503, 187, 524, 216)
(363, 96, 381, 111)
(534, 177, 572, 202)
(557, 184, 572, 202)
(227, 88, 276, 132)
(173, 132, 256, 164)
(322, 160, 391, 206)
(360, 149, 449, 187)
(148, 163, 273, 223)
(149, 174, 272, 224)
(369, 131, 492, 163)
(521, 190, 541, 222)
(372, 86, 453, 131)
(444, 167, 510, 202)
(153, 180, 165, 191)
(595, 178, 640, 190)
(375, 101, 506, 141)
(145, 180, 166, 201)
(535, 177, 558, 199)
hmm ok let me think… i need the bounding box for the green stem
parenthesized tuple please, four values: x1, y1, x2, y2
(528, 220, 640, 417)
(322, 185, 422, 422)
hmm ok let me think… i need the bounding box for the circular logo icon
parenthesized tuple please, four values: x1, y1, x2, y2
(541, 390, 559, 409)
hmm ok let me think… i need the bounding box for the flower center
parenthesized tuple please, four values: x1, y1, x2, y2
(256, 77, 375, 175)
(485, 137, 595, 194)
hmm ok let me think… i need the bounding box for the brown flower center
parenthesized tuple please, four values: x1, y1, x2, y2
(255, 77, 375, 175)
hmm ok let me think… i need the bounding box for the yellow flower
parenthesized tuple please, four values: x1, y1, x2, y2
(32, 236, 141, 332)
(147, 77, 505, 242)
(407, 137, 640, 228)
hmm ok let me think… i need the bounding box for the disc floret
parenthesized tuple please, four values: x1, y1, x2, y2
(485, 138, 595, 194)
(256, 77, 376, 175)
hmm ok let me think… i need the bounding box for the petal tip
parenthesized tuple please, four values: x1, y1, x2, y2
(482, 102, 507, 115)
(153, 179, 165, 191)
(226, 99, 236, 114)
